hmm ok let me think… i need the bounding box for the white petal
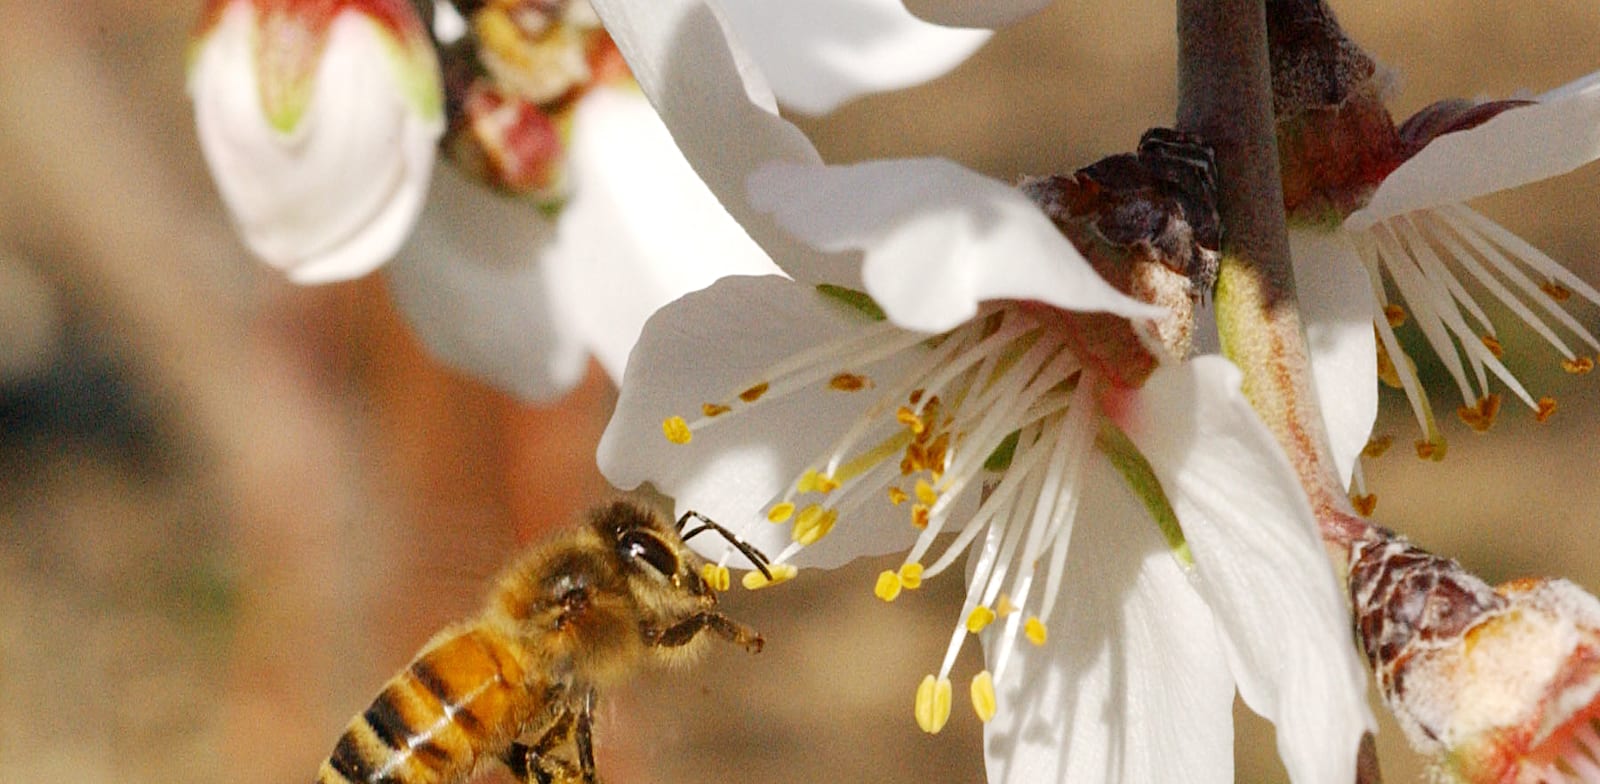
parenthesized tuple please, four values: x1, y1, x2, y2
(431, 0, 468, 45)
(386, 165, 587, 402)
(598, 275, 933, 567)
(189, 5, 442, 282)
(985, 458, 1234, 784)
(1116, 358, 1373, 784)
(900, 0, 1055, 29)
(586, 0, 862, 286)
(1290, 228, 1379, 485)
(547, 87, 782, 382)
(748, 159, 1164, 333)
(716, 0, 990, 115)
(1352, 72, 1600, 228)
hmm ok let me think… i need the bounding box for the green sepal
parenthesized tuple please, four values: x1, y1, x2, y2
(817, 284, 886, 322)
(1095, 421, 1192, 567)
(983, 430, 1021, 472)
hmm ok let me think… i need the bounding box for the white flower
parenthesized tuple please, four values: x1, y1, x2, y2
(589, 0, 1373, 779)
(386, 86, 780, 399)
(599, 277, 1372, 783)
(898, 0, 1056, 30)
(373, 0, 990, 398)
(713, 0, 990, 114)
(1292, 71, 1600, 469)
(188, 0, 444, 283)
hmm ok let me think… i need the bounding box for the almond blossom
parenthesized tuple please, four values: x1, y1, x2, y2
(588, 0, 1372, 779)
(190, 0, 989, 399)
(188, 0, 444, 283)
(1282, 65, 1600, 471)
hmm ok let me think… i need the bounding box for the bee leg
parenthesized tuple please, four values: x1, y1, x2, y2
(503, 741, 555, 784)
(646, 612, 764, 653)
(503, 708, 582, 784)
(575, 690, 600, 784)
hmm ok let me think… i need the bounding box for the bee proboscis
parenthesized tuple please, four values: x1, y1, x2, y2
(315, 501, 769, 784)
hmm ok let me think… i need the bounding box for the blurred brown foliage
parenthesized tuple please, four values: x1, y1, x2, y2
(3, 2, 1600, 782)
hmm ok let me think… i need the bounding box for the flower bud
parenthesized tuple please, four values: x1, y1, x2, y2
(1021, 128, 1220, 388)
(188, 0, 445, 283)
(1350, 533, 1600, 783)
(435, 0, 627, 203)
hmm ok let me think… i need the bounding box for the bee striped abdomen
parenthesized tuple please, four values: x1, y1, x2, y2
(317, 626, 532, 784)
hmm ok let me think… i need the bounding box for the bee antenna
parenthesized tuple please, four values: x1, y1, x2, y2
(676, 510, 774, 581)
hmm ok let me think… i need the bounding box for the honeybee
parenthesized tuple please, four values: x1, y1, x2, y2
(315, 501, 770, 784)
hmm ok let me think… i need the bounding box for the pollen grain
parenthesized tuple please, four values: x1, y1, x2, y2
(875, 571, 903, 602)
(828, 372, 873, 392)
(1024, 617, 1048, 647)
(701, 563, 731, 592)
(970, 672, 997, 723)
(738, 382, 770, 403)
(898, 562, 924, 589)
(966, 606, 996, 633)
(1562, 356, 1595, 375)
(741, 563, 797, 590)
(662, 416, 692, 444)
(914, 675, 953, 734)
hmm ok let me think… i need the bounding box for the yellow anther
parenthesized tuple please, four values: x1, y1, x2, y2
(1024, 617, 1048, 646)
(700, 563, 731, 592)
(898, 562, 923, 590)
(1537, 397, 1558, 423)
(914, 479, 939, 506)
(924, 433, 951, 478)
(1351, 493, 1377, 517)
(1415, 439, 1447, 461)
(966, 606, 996, 633)
(1383, 304, 1407, 328)
(701, 402, 731, 417)
(795, 469, 839, 494)
(996, 594, 1018, 617)
(914, 675, 953, 734)
(896, 406, 926, 435)
(1361, 435, 1393, 459)
(828, 372, 872, 392)
(797, 469, 821, 494)
(766, 502, 795, 523)
(1543, 281, 1574, 301)
(791, 506, 838, 546)
(739, 382, 770, 402)
(662, 416, 693, 444)
(1456, 394, 1502, 433)
(1562, 356, 1595, 375)
(875, 571, 903, 602)
(970, 671, 997, 723)
(1480, 334, 1504, 358)
(911, 504, 931, 530)
(741, 563, 797, 590)
(902, 442, 929, 474)
(887, 486, 909, 506)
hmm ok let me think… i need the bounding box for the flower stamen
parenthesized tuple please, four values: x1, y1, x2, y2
(914, 675, 953, 734)
(1350, 201, 1600, 451)
(970, 671, 997, 723)
(740, 563, 796, 590)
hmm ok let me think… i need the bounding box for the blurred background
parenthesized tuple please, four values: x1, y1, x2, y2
(3, 1, 1600, 782)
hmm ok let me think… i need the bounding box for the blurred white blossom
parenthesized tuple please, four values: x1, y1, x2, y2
(188, 0, 444, 283)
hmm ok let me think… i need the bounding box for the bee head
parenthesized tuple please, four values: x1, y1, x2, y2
(588, 502, 773, 599)
(589, 502, 701, 592)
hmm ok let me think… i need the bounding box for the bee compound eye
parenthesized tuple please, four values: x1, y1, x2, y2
(618, 531, 680, 578)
